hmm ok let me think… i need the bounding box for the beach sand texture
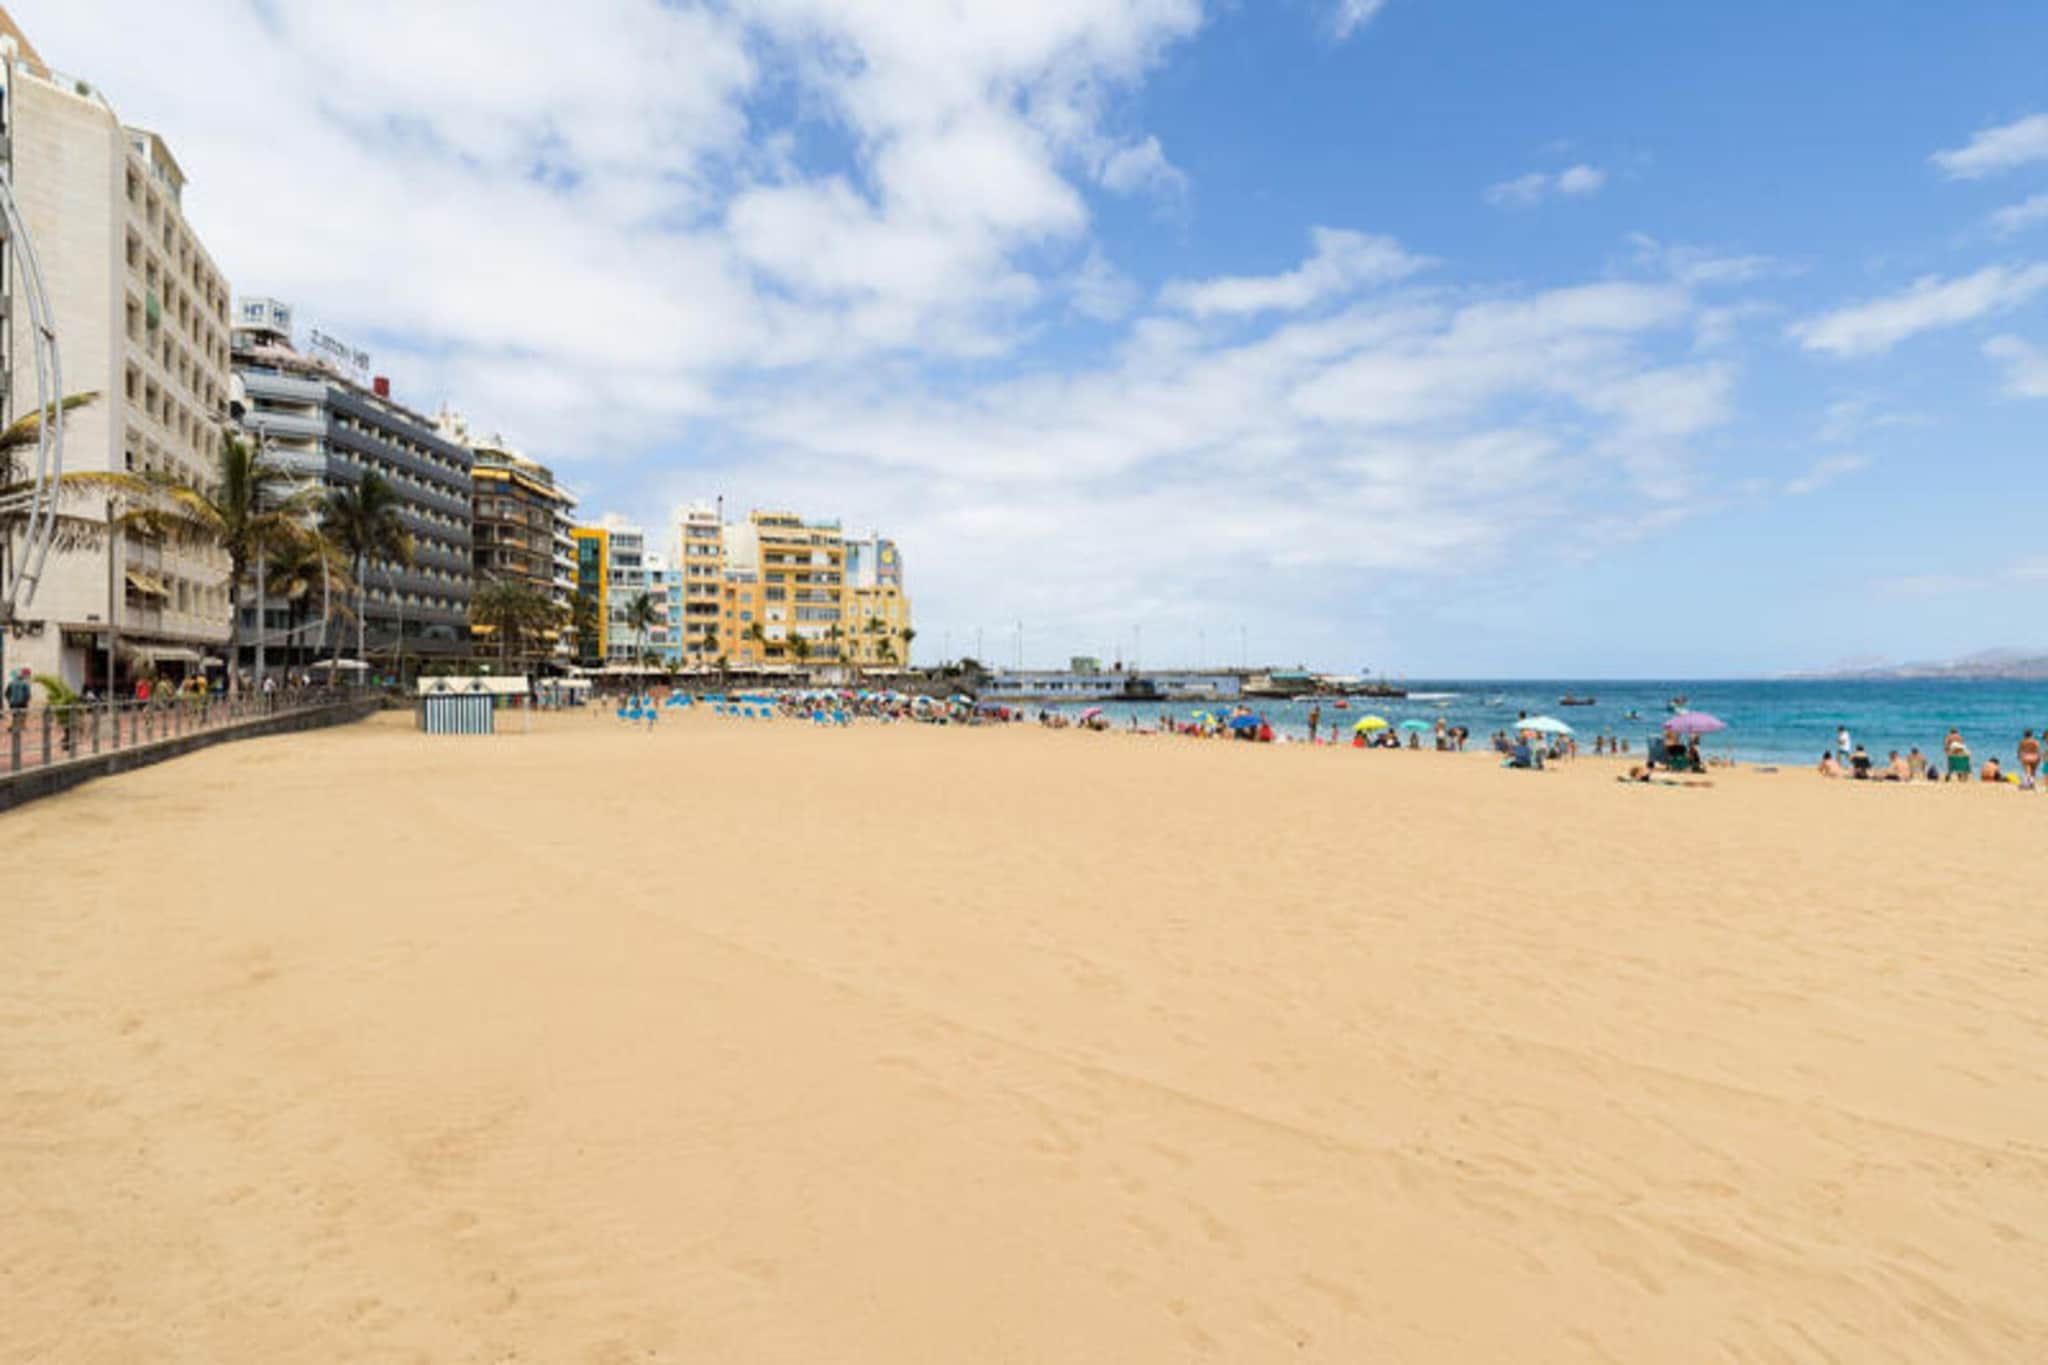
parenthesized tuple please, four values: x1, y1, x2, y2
(4, 710, 2044, 1361)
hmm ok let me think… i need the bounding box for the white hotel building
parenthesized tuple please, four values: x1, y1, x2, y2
(1, 13, 233, 689)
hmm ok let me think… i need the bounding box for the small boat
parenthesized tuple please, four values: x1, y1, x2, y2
(1558, 695, 1597, 706)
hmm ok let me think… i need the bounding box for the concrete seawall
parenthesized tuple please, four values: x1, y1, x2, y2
(0, 701, 382, 815)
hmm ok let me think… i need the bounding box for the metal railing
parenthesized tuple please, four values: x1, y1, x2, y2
(4, 687, 353, 776)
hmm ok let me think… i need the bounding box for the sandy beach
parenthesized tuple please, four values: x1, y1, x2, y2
(4, 709, 2044, 1361)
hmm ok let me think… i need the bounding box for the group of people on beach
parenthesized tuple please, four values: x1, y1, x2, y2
(1818, 726, 2043, 787)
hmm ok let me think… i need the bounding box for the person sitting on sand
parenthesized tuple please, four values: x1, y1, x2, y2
(1887, 750, 1911, 782)
(1945, 730, 1971, 782)
(1981, 756, 2003, 784)
(1818, 751, 1843, 778)
(1850, 744, 1872, 779)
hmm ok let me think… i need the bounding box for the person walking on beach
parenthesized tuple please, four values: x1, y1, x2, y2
(1836, 726, 1852, 762)
(5, 668, 30, 736)
(2019, 731, 2040, 790)
(1307, 705, 1320, 744)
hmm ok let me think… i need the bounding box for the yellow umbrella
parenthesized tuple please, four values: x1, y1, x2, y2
(1353, 715, 1389, 732)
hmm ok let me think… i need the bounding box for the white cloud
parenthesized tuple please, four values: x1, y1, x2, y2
(1931, 113, 2048, 180)
(1990, 193, 2048, 239)
(1814, 398, 1919, 444)
(1330, 0, 1389, 40)
(1485, 163, 1606, 208)
(1159, 227, 1430, 317)
(1783, 453, 1870, 496)
(1097, 135, 1188, 198)
(1789, 263, 2048, 357)
(681, 275, 1731, 653)
(1625, 234, 1784, 287)
(19, 0, 1754, 665)
(1069, 247, 1140, 322)
(1984, 335, 2048, 397)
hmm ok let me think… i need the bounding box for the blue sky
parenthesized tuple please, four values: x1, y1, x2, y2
(29, 0, 2048, 674)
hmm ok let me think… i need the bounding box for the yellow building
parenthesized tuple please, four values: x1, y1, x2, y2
(678, 503, 725, 662)
(571, 526, 608, 665)
(671, 507, 910, 674)
(846, 584, 912, 668)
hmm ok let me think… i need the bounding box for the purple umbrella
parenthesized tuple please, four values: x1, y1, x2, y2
(1664, 710, 1727, 735)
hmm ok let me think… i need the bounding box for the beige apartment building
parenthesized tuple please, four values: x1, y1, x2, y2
(2, 12, 233, 690)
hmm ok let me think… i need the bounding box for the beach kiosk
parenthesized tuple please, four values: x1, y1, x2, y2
(417, 675, 529, 734)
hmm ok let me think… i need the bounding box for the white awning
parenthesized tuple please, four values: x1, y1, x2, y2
(129, 644, 206, 664)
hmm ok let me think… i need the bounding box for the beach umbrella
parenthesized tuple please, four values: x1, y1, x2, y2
(1230, 714, 1263, 731)
(1398, 719, 1433, 732)
(1517, 715, 1574, 736)
(1664, 710, 1726, 736)
(1353, 715, 1389, 732)
(1078, 707, 1104, 720)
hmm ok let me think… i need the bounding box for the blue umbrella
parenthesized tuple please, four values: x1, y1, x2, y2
(1229, 714, 1262, 731)
(1398, 719, 1433, 732)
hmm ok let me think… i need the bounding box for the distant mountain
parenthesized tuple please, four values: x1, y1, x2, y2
(1789, 648, 2048, 680)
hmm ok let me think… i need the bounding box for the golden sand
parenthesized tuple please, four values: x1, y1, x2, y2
(4, 709, 2044, 1360)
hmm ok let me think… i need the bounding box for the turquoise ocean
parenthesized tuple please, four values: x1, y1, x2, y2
(1059, 679, 2048, 767)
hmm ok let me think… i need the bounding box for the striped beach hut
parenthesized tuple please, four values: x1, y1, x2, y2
(418, 679, 496, 735)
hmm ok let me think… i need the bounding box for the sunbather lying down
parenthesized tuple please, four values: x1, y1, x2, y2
(1618, 765, 1715, 788)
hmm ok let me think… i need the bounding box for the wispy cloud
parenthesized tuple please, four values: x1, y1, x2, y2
(1158, 226, 1429, 318)
(1814, 397, 1919, 444)
(1096, 134, 1188, 200)
(1329, 0, 1389, 40)
(1984, 334, 2048, 397)
(1783, 453, 1870, 496)
(1931, 112, 2048, 179)
(1485, 163, 1605, 208)
(1990, 193, 2048, 239)
(1789, 262, 2048, 357)
(1625, 234, 1786, 290)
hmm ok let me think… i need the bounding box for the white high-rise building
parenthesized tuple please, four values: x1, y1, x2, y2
(1, 13, 233, 689)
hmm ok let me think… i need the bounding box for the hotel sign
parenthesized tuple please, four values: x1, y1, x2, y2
(306, 327, 371, 382)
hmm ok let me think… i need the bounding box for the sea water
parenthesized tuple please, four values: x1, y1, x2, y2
(1061, 679, 2048, 767)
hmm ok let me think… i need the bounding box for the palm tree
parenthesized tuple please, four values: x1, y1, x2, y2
(154, 434, 318, 692)
(266, 531, 352, 673)
(569, 590, 601, 667)
(713, 653, 730, 690)
(470, 579, 561, 669)
(624, 591, 659, 675)
(321, 470, 411, 678)
(1, 392, 225, 690)
(897, 625, 916, 669)
(1, 391, 192, 554)
(745, 620, 767, 663)
(700, 624, 719, 664)
(788, 632, 812, 671)
(824, 622, 843, 662)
